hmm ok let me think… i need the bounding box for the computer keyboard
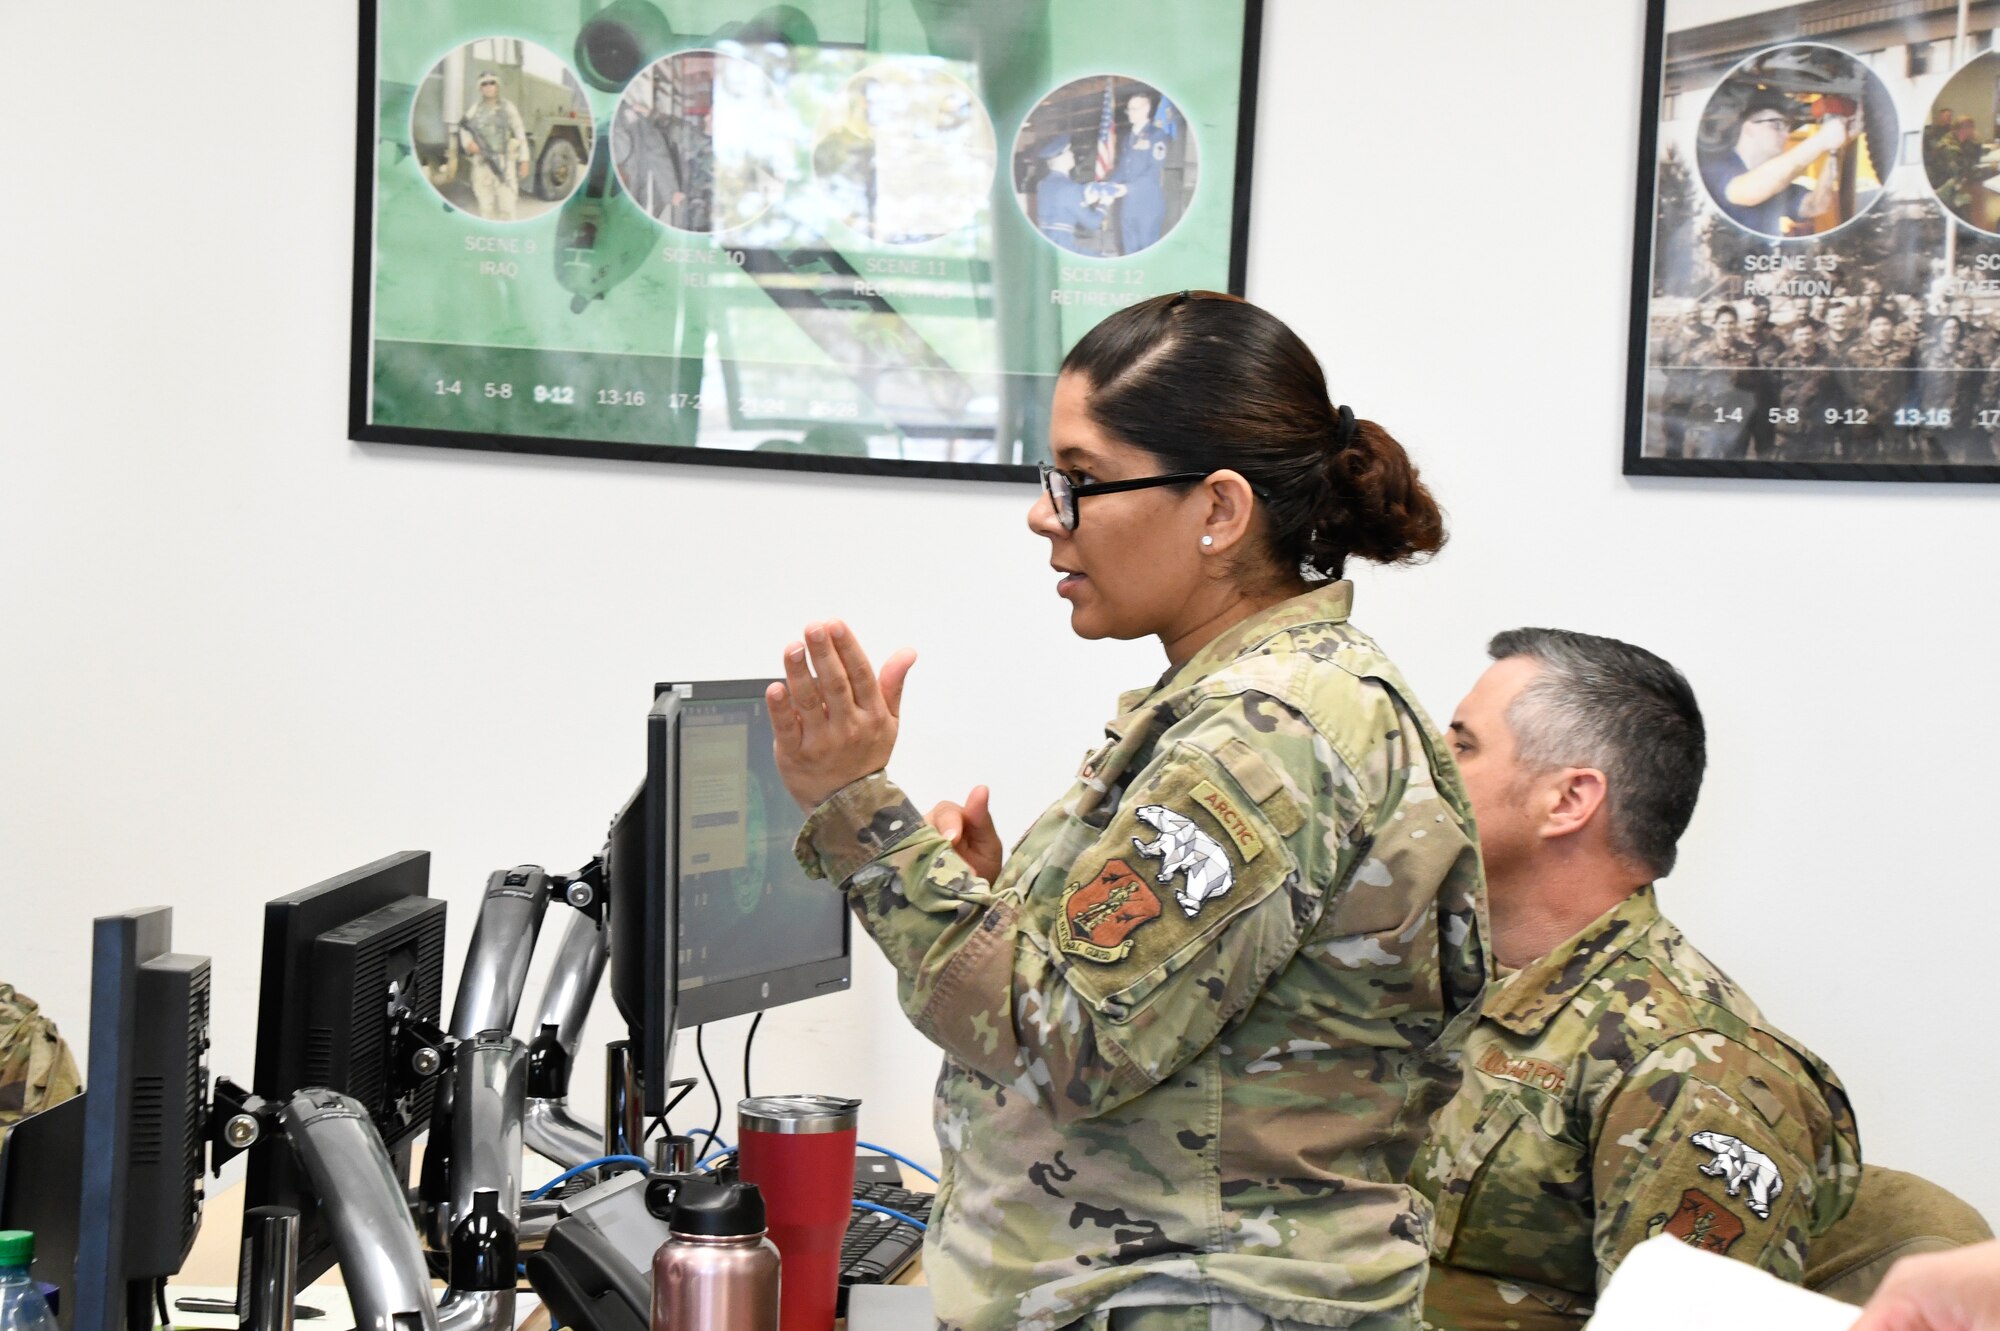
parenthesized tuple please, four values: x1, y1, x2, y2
(837, 1180, 933, 1312)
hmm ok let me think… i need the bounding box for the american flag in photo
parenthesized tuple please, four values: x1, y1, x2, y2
(1094, 78, 1116, 180)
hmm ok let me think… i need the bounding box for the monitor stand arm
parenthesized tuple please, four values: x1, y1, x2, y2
(434, 1033, 524, 1331)
(450, 867, 553, 1039)
(280, 1090, 439, 1331)
(422, 867, 552, 1244)
(523, 906, 609, 1167)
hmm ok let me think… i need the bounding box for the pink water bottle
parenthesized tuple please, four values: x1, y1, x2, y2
(647, 1177, 780, 1331)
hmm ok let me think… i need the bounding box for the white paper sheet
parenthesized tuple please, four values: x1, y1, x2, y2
(1591, 1236, 1861, 1331)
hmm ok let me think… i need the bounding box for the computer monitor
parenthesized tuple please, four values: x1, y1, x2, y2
(73, 908, 212, 1331)
(243, 851, 446, 1285)
(607, 680, 851, 1115)
(0, 1094, 85, 1326)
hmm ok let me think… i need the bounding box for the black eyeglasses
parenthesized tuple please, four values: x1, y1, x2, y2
(1038, 463, 1209, 532)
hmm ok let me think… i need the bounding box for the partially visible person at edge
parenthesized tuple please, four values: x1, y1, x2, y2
(1410, 631, 1860, 1331)
(767, 291, 1489, 1331)
(1853, 1241, 2000, 1331)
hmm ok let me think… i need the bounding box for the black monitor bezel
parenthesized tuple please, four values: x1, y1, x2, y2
(75, 907, 197, 1331)
(244, 850, 432, 1286)
(655, 679, 853, 1031)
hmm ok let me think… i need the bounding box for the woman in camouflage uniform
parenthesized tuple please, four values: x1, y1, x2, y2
(769, 292, 1488, 1331)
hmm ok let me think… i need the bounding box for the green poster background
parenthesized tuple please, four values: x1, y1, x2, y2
(357, 0, 1257, 476)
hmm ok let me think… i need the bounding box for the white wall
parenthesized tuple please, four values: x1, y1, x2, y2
(3, 0, 1993, 1226)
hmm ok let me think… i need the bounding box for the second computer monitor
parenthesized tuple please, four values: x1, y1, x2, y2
(74, 907, 212, 1331)
(244, 850, 446, 1285)
(609, 680, 851, 1114)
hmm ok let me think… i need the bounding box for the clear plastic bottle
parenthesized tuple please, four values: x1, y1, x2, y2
(0, 1231, 58, 1331)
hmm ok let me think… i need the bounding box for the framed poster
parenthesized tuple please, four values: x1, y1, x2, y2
(351, 0, 1262, 482)
(1627, 0, 2000, 483)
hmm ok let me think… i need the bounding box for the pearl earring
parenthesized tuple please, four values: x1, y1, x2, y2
(1200, 535, 1214, 548)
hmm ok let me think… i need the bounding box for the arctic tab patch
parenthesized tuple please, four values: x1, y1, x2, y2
(1189, 780, 1263, 863)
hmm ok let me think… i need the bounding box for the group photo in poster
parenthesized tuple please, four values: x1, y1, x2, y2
(1628, 0, 2000, 481)
(353, 0, 1260, 481)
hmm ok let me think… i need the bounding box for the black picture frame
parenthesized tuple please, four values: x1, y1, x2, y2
(1625, 0, 2000, 484)
(349, 0, 1264, 484)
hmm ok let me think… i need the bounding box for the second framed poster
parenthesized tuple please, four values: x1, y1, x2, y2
(1627, 0, 2000, 482)
(352, 0, 1262, 481)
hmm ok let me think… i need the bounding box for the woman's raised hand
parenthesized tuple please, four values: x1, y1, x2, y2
(768, 620, 917, 811)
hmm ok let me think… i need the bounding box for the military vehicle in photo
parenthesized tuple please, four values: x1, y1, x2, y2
(408, 37, 595, 201)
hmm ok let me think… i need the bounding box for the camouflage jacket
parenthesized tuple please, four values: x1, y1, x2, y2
(1838, 338, 1914, 416)
(798, 582, 1488, 1330)
(0, 984, 82, 1145)
(1410, 889, 1860, 1331)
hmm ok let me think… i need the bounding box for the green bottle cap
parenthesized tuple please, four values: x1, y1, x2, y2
(0, 1231, 32, 1265)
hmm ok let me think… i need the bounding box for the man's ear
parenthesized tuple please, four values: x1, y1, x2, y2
(1200, 469, 1258, 553)
(1540, 767, 1609, 842)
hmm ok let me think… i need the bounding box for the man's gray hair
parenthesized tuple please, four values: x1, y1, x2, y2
(1488, 628, 1706, 878)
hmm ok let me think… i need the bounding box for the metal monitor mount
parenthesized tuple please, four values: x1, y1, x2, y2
(205, 848, 688, 1331)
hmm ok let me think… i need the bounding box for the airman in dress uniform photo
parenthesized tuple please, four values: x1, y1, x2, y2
(1014, 75, 1199, 257)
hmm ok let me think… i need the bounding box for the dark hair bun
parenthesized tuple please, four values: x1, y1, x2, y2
(1062, 292, 1447, 581)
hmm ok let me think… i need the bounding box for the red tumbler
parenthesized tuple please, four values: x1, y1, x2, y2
(735, 1095, 860, 1331)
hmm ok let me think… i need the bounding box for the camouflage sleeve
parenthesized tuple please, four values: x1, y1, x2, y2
(795, 693, 1347, 1122)
(1591, 1034, 1842, 1286)
(507, 103, 530, 162)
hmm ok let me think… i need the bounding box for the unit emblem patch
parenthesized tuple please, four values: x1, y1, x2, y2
(1655, 1187, 1746, 1255)
(1056, 859, 1163, 962)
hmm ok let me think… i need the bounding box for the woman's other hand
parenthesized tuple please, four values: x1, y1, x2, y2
(927, 785, 1002, 883)
(768, 620, 916, 811)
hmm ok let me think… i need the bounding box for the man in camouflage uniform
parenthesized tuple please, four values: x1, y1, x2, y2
(1681, 305, 1757, 459)
(1412, 630, 1859, 1331)
(1820, 299, 1858, 361)
(460, 71, 530, 221)
(1739, 299, 1786, 458)
(1769, 320, 1838, 461)
(1840, 308, 1915, 461)
(0, 984, 81, 1145)
(1918, 316, 1979, 462)
(1656, 307, 1708, 459)
(795, 583, 1487, 1330)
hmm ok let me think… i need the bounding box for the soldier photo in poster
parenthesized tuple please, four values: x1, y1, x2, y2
(1629, 3, 2000, 479)
(1013, 74, 1198, 257)
(411, 37, 595, 222)
(612, 49, 788, 233)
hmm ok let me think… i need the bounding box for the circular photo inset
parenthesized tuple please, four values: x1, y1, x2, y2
(1013, 76, 1197, 257)
(1695, 44, 1898, 240)
(612, 49, 789, 233)
(411, 37, 595, 222)
(811, 59, 997, 245)
(1924, 52, 2000, 234)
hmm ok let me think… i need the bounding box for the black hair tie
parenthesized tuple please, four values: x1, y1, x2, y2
(1333, 404, 1358, 450)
